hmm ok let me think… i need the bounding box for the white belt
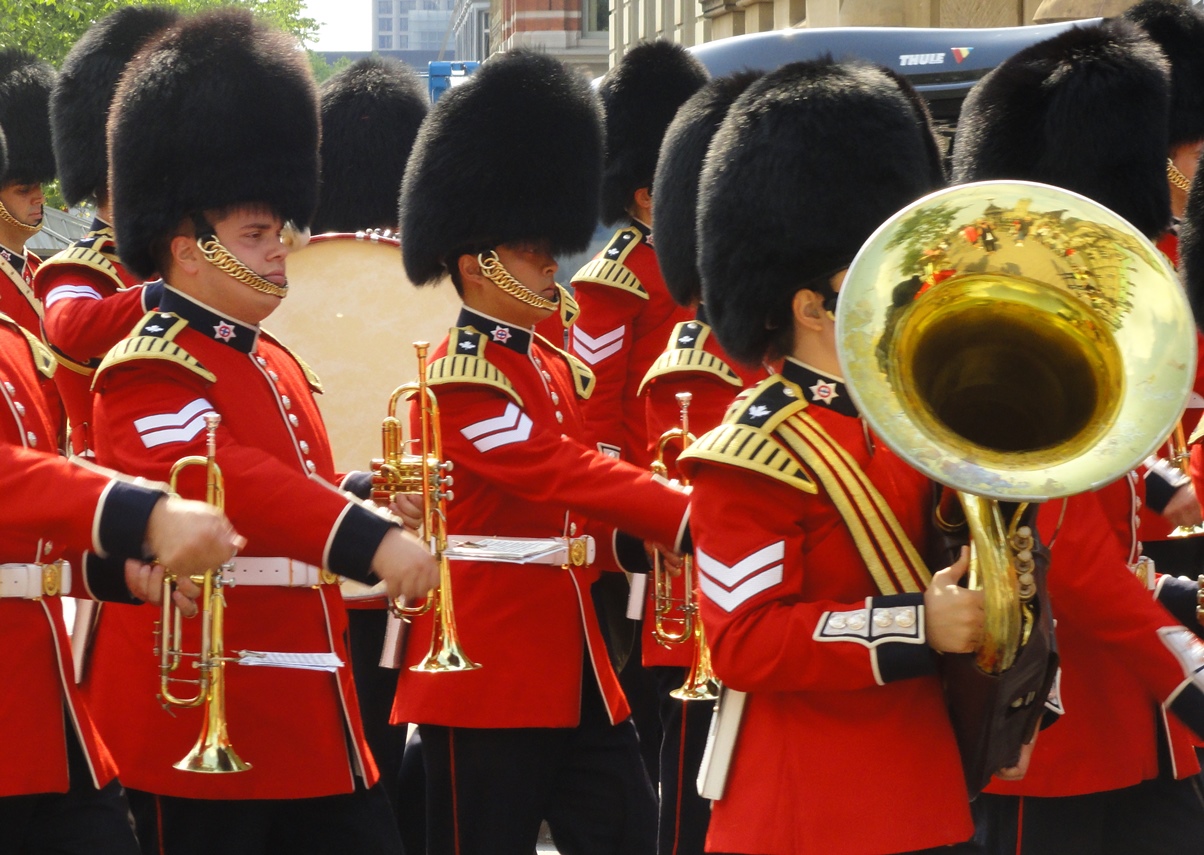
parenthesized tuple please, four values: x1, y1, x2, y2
(0, 562, 72, 599)
(221, 557, 332, 588)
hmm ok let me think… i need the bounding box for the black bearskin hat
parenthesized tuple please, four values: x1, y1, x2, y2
(1181, 154, 1204, 326)
(1124, 0, 1204, 148)
(652, 71, 761, 307)
(698, 59, 945, 366)
(109, 9, 320, 279)
(0, 127, 7, 181)
(951, 19, 1171, 238)
(0, 49, 55, 186)
(314, 57, 428, 234)
(599, 41, 708, 226)
(51, 5, 180, 207)
(399, 49, 603, 286)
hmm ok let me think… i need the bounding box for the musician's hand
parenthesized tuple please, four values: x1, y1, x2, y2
(123, 560, 202, 618)
(144, 495, 244, 578)
(994, 724, 1039, 781)
(371, 527, 438, 600)
(1162, 483, 1203, 529)
(646, 542, 684, 577)
(924, 546, 984, 654)
(389, 493, 424, 530)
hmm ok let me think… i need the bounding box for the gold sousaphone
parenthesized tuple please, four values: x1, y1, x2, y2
(836, 180, 1196, 793)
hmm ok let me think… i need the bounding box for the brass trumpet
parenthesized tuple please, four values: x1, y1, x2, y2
(372, 342, 478, 672)
(155, 413, 250, 774)
(651, 392, 719, 702)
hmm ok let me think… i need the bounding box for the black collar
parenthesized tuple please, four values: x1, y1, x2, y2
(0, 243, 25, 276)
(160, 286, 259, 354)
(630, 217, 652, 244)
(781, 357, 859, 418)
(457, 307, 533, 354)
(693, 303, 710, 327)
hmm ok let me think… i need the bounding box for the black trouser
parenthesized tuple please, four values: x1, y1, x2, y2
(347, 609, 407, 828)
(0, 723, 139, 855)
(651, 665, 713, 855)
(972, 774, 1204, 855)
(420, 661, 657, 855)
(128, 780, 402, 855)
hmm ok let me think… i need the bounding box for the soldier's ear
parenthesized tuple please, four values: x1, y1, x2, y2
(792, 288, 826, 331)
(170, 233, 204, 276)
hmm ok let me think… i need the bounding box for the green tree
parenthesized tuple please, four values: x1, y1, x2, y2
(0, 0, 319, 66)
(309, 51, 353, 85)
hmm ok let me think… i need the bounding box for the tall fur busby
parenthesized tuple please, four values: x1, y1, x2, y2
(698, 59, 946, 366)
(399, 50, 603, 286)
(951, 19, 1171, 238)
(314, 57, 428, 234)
(0, 49, 56, 186)
(0, 128, 7, 182)
(599, 41, 708, 226)
(51, 5, 180, 207)
(109, 9, 320, 279)
(1124, 0, 1204, 148)
(1181, 154, 1204, 326)
(652, 71, 761, 307)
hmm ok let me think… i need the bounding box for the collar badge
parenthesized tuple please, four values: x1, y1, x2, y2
(810, 379, 840, 405)
(491, 325, 512, 344)
(213, 321, 237, 342)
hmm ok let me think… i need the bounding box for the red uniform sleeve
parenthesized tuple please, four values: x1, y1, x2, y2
(94, 361, 392, 579)
(690, 463, 936, 694)
(569, 283, 643, 458)
(430, 382, 689, 551)
(41, 279, 150, 363)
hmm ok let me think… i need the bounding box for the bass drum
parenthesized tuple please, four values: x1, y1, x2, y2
(269, 232, 462, 474)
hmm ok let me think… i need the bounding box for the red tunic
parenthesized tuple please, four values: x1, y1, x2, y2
(569, 221, 693, 463)
(33, 220, 155, 456)
(390, 307, 690, 730)
(86, 286, 397, 800)
(0, 312, 167, 797)
(638, 316, 764, 668)
(0, 243, 43, 339)
(680, 361, 973, 855)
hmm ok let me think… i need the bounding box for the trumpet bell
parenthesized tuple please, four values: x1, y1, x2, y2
(837, 180, 1195, 501)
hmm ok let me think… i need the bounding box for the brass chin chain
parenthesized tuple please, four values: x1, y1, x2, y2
(478, 250, 558, 312)
(0, 200, 42, 237)
(1169, 158, 1193, 193)
(198, 236, 288, 298)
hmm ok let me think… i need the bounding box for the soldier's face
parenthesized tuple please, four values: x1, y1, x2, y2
(206, 205, 289, 323)
(473, 241, 559, 327)
(0, 182, 44, 228)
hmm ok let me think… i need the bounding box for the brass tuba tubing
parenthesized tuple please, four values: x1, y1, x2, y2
(155, 413, 250, 773)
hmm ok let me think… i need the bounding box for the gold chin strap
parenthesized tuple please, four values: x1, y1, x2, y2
(0, 200, 43, 238)
(1169, 158, 1193, 193)
(478, 250, 558, 312)
(198, 235, 288, 299)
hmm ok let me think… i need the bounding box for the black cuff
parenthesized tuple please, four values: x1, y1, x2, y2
(141, 279, 165, 311)
(1145, 468, 1185, 515)
(98, 481, 164, 560)
(678, 521, 692, 555)
(614, 531, 651, 574)
(328, 503, 396, 584)
(340, 471, 374, 501)
(1157, 576, 1204, 639)
(869, 593, 937, 683)
(1169, 682, 1204, 743)
(82, 552, 141, 605)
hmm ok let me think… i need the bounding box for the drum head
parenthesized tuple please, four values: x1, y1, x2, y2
(268, 233, 462, 473)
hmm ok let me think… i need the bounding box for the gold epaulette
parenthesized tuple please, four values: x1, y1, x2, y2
(678, 376, 816, 493)
(555, 283, 580, 327)
(36, 244, 124, 291)
(94, 312, 215, 387)
(1191, 412, 1204, 446)
(426, 328, 523, 406)
(259, 328, 323, 394)
(0, 311, 55, 379)
(637, 321, 742, 395)
(570, 228, 648, 299)
(535, 333, 596, 400)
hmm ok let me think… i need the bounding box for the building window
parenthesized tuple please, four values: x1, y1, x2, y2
(379, 17, 392, 31)
(378, 34, 393, 48)
(378, 0, 393, 11)
(398, 15, 408, 29)
(397, 34, 409, 48)
(584, 0, 607, 33)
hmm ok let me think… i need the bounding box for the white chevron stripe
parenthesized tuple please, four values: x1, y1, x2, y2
(45, 284, 102, 307)
(573, 325, 625, 350)
(134, 398, 215, 433)
(699, 565, 784, 613)
(139, 413, 213, 448)
(575, 340, 623, 365)
(696, 542, 786, 588)
(470, 413, 533, 452)
(461, 402, 522, 440)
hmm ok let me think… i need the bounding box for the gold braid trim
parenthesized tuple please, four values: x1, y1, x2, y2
(198, 236, 288, 298)
(0, 200, 42, 238)
(478, 251, 558, 312)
